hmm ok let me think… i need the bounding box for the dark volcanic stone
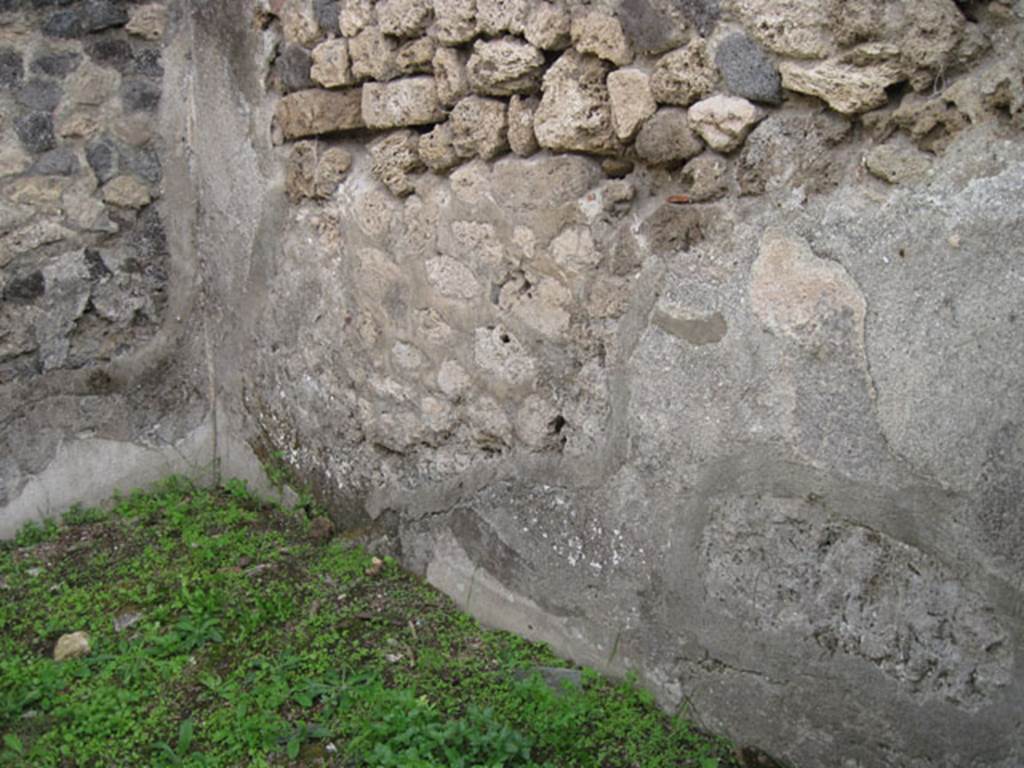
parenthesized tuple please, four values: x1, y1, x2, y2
(30, 147, 80, 175)
(4, 271, 45, 303)
(131, 47, 162, 77)
(120, 144, 161, 184)
(81, 0, 129, 32)
(121, 77, 160, 111)
(87, 38, 133, 70)
(0, 48, 24, 89)
(84, 248, 112, 280)
(673, 0, 718, 35)
(31, 50, 82, 77)
(86, 137, 117, 182)
(715, 32, 782, 105)
(43, 9, 83, 38)
(313, 0, 339, 36)
(14, 112, 57, 153)
(271, 44, 314, 94)
(16, 77, 63, 111)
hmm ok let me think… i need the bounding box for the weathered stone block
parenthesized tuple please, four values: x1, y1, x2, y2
(779, 58, 904, 114)
(466, 37, 545, 97)
(650, 40, 714, 107)
(271, 44, 315, 94)
(523, 2, 570, 51)
(433, 47, 469, 107)
(369, 130, 423, 196)
(274, 87, 364, 140)
(450, 96, 508, 160)
(634, 107, 703, 166)
(396, 37, 436, 75)
(419, 123, 460, 172)
(31, 51, 81, 78)
(507, 95, 539, 156)
(125, 3, 168, 41)
(349, 26, 400, 82)
(310, 39, 352, 88)
(607, 68, 656, 140)
(362, 77, 443, 129)
(377, 0, 432, 37)
(570, 11, 632, 66)
(432, 0, 477, 45)
(0, 48, 24, 88)
(476, 0, 530, 36)
(14, 112, 56, 154)
(534, 51, 618, 155)
(687, 94, 764, 153)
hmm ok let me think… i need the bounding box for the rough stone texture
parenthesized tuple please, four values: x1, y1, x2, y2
(650, 40, 715, 107)
(466, 37, 545, 97)
(274, 87, 364, 139)
(476, 0, 531, 36)
(607, 68, 656, 141)
(570, 11, 633, 66)
(396, 37, 436, 75)
(339, 0, 373, 36)
(433, 47, 469, 107)
(507, 95, 539, 156)
(310, 38, 352, 88)
(534, 51, 618, 155)
(6, 6, 1024, 768)
(53, 631, 91, 661)
(126, 3, 168, 41)
(270, 44, 315, 93)
(523, 2, 570, 51)
(687, 95, 763, 153)
(780, 58, 904, 115)
(349, 26, 400, 82)
(635, 107, 703, 166)
(362, 77, 443, 129)
(432, 0, 477, 45)
(418, 123, 460, 172)
(369, 130, 423, 196)
(714, 32, 782, 105)
(450, 96, 508, 160)
(286, 141, 352, 199)
(377, 0, 432, 37)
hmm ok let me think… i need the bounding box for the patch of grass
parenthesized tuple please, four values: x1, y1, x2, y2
(0, 476, 738, 768)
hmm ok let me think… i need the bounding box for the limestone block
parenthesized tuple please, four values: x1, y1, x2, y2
(687, 95, 763, 153)
(714, 32, 782, 104)
(433, 47, 469, 107)
(310, 39, 353, 88)
(396, 37, 436, 75)
(378, 0, 432, 37)
(729, 0, 832, 59)
(362, 77, 443, 129)
(101, 175, 151, 208)
(901, 0, 965, 91)
(650, 40, 714, 107)
(534, 51, 618, 155)
(570, 11, 632, 66)
(467, 396, 513, 446)
(450, 96, 508, 160)
(286, 141, 353, 199)
(476, 0, 530, 36)
(370, 130, 423, 196)
(524, 2, 570, 51)
(516, 394, 563, 449)
(274, 87, 364, 139)
(349, 27, 400, 82)
(779, 59, 904, 114)
(607, 68, 656, 140)
(467, 37, 545, 97)
(339, 0, 373, 36)
(507, 95, 539, 156)
(281, 0, 322, 46)
(125, 3, 167, 40)
(432, 0, 477, 45)
(634, 107, 703, 166)
(499, 274, 572, 338)
(419, 123, 460, 172)
(68, 61, 120, 106)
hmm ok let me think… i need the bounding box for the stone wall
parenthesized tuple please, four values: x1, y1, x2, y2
(3, 0, 1024, 765)
(0, 0, 210, 536)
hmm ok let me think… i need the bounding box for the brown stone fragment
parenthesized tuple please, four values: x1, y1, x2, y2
(274, 88, 364, 140)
